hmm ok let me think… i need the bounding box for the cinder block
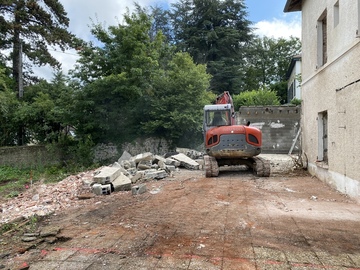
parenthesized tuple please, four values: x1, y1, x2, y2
(92, 183, 111, 195)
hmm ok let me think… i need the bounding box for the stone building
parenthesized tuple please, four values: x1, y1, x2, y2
(285, 0, 360, 200)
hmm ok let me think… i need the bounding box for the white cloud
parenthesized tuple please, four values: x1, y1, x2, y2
(253, 18, 301, 39)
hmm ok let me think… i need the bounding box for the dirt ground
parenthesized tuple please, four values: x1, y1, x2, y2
(2, 167, 360, 270)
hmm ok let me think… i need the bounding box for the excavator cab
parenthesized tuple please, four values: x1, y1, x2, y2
(203, 104, 234, 133)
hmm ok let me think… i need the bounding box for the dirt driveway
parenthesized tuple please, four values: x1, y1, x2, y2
(2, 168, 360, 270)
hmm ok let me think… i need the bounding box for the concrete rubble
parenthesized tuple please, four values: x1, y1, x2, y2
(0, 149, 200, 224)
(90, 150, 200, 196)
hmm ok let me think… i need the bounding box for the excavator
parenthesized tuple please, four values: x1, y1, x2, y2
(203, 91, 270, 177)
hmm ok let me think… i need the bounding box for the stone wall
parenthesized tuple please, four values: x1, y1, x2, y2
(122, 138, 172, 156)
(237, 105, 301, 154)
(92, 138, 173, 163)
(0, 145, 61, 168)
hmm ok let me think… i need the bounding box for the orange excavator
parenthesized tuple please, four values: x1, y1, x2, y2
(203, 91, 270, 177)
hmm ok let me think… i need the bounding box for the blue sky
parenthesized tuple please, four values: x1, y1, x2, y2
(246, 0, 289, 22)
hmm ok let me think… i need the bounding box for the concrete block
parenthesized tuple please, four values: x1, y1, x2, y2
(137, 160, 152, 170)
(93, 167, 122, 184)
(165, 158, 181, 167)
(132, 184, 147, 195)
(166, 165, 176, 172)
(111, 173, 131, 192)
(92, 183, 111, 195)
(118, 150, 132, 162)
(131, 152, 154, 164)
(170, 153, 199, 170)
(131, 171, 145, 183)
(154, 155, 167, 163)
(144, 169, 168, 180)
(120, 160, 136, 170)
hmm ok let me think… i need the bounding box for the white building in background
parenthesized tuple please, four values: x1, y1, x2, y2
(284, 0, 360, 201)
(285, 54, 302, 103)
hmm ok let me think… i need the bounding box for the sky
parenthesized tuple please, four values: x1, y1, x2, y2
(34, 0, 302, 80)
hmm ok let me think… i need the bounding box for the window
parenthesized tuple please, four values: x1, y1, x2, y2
(334, 1, 339, 28)
(317, 10, 328, 67)
(318, 111, 328, 162)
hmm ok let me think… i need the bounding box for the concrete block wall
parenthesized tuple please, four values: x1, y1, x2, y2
(237, 106, 301, 154)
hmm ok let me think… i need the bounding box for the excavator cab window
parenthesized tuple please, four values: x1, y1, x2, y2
(206, 110, 230, 126)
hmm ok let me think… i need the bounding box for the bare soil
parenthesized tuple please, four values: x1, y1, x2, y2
(2, 168, 360, 270)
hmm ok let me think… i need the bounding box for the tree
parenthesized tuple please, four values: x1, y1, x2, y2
(0, 67, 19, 146)
(71, 7, 213, 147)
(70, 7, 171, 144)
(0, 0, 76, 93)
(170, 0, 253, 94)
(16, 72, 75, 144)
(243, 36, 301, 101)
(141, 52, 212, 147)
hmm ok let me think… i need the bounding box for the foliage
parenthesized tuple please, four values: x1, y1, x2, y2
(0, 67, 20, 145)
(233, 88, 280, 109)
(0, 0, 77, 87)
(15, 72, 75, 144)
(243, 36, 301, 101)
(71, 7, 212, 148)
(141, 52, 212, 147)
(54, 135, 96, 169)
(290, 98, 302, 106)
(170, 0, 253, 94)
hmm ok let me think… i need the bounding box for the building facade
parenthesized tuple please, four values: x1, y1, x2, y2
(285, 55, 302, 103)
(285, 0, 360, 201)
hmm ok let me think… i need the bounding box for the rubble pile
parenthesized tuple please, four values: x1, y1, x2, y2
(0, 150, 202, 224)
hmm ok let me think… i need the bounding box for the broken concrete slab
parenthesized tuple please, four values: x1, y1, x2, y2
(118, 150, 132, 162)
(170, 153, 200, 170)
(112, 173, 131, 192)
(144, 169, 168, 180)
(132, 184, 147, 195)
(131, 171, 145, 184)
(165, 158, 181, 167)
(131, 152, 154, 164)
(137, 160, 152, 170)
(176, 147, 203, 160)
(93, 167, 122, 184)
(154, 155, 167, 164)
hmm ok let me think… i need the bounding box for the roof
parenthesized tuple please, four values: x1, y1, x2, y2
(284, 0, 302, 12)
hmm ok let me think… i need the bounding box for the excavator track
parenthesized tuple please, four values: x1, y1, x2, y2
(252, 156, 271, 177)
(204, 155, 219, 177)
(204, 155, 270, 177)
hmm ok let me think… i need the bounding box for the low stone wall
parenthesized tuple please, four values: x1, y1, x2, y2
(237, 105, 301, 154)
(0, 145, 61, 168)
(122, 138, 172, 156)
(93, 138, 173, 163)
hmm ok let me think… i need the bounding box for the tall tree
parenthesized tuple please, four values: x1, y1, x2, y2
(142, 52, 211, 147)
(0, 0, 76, 94)
(70, 7, 170, 144)
(170, 0, 253, 94)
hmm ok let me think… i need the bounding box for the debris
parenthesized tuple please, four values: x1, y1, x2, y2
(132, 184, 147, 195)
(0, 149, 202, 224)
